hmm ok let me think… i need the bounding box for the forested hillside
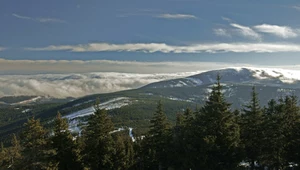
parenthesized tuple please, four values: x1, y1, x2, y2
(1, 76, 300, 169)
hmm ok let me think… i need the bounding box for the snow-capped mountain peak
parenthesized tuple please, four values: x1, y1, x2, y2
(143, 67, 300, 89)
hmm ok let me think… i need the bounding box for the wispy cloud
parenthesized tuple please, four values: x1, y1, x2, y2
(253, 24, 298, 38)
(292, 5, 300, 10)
(12, 13, 31, 20)
(221, 16, 233, 22)
(213, 28, 231, 37)
(216, 19, 299, 39)
(156, 13, 197, 19)
(25, 42, 300, 53)
(12, 13, 66, 23)
(0, 47, 6, 51)
(230, 23, 262, 41)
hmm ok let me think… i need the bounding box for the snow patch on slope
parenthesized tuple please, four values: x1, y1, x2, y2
(185, 77, 203, 86)
(64, 97, 131, 120)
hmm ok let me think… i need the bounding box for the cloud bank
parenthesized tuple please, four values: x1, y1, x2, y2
(2, 59, 300, 98)
(12, 13, 66, 23)
(0, 72, 205, 98)
(0, 59, 247, 98)
(25, 42, 300, 53)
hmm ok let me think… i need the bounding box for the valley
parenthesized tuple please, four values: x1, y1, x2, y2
(2, 67, 300, 140)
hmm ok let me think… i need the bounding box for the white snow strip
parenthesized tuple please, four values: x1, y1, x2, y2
(64, 97, 131, 120)
(185, 77, 203, 86)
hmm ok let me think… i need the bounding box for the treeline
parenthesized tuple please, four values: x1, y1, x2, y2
(1, 76, 300, 169)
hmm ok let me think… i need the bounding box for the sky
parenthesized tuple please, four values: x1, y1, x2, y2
(3, 1, 300, 97)
(1, 0, 300, 66)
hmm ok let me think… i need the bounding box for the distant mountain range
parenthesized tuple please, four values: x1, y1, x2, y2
(2, 67, 300, 137)
(144, 67, 300, 88)
(53, 67, 300, 132)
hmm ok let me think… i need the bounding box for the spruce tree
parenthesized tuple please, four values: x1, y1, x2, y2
(260, 98, 285, 169)
(261, 96, 300, 169)
(51, 112, 83, 170)
(194, 74, 241, 170)
(0, 142, 8, 169)
(112, 133, 135, 170)
(169, 113, 185, 169)
(241, 86, 264, 169)
(170, 109, 195, 169)
(21, 117, 56, 170)
(282, 96, 300, 166)
(83, 99, 115, 169)
(5, 134, 22, 169)
(147, 100, 170, 169)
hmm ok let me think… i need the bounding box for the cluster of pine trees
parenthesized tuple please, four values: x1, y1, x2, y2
(1, 76, 300, 170)
(0, 103, 134, 170)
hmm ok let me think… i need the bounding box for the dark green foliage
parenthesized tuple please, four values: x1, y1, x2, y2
(192, 74, 241, 170)
(20, 117, 56, 170)
(4, 75, 300, 169)
(83, 100, 115, 169)
(141, 101, 171, 169)
(260, 96, 300, 169)
(241, 86, 264, 169)
(51, 112, 83, 170)
(0, 134, 22, 169)
(112, 132, 135, 170)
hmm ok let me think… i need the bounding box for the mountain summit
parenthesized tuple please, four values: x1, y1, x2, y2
(143, 67, 300, 89)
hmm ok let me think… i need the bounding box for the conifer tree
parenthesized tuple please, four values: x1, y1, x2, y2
(21, 117, 56, 170)
(170, 109, 195, 169)
(51, 112, 83, 170)
(282, 96, 300, 165)
(168, 113, 185, 169)
(147, 100, 170, 169)
(241, 86, 264, 169)
(0, 142, 8, 169)
(112, 133, 135, 170)
(260, 96, 300, 169)
(83, 99, 115, 169)
(194, 74, 241, 170)
(5, 134, 22, 169)
(260, 98, 285, 169)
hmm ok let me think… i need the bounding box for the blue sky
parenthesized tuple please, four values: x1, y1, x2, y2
(2, 0, 300, 65)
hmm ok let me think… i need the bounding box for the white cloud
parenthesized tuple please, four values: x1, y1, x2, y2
(25, 42, 300, 53)
(12, 13, 31, 20)
(1, 59, 300, 98)
(213, 28, 231, 37)
(253, 24, 298, 38)
(0, 59, 256, 98)
(230, 23, 262, 41)
(12, 13, 66, 23)
(0, 72, 200, 98)
(0, 47, 6, 51)
(36, 18, 65, 23)
(156, 13, 197, 19)
(3, 59, 300, 98)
